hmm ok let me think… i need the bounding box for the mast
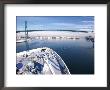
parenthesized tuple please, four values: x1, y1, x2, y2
(25, 21, 28, 39)
(25, 21, 29, 51)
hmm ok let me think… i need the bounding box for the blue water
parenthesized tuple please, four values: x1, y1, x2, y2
(16, 38, 94, 74)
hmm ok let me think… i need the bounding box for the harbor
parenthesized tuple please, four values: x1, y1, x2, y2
(16, 31, 94, 42)
(16, 31, 94, 74)
(16, 16, 94, 74)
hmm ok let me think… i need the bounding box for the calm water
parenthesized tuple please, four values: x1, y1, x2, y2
(16, 38, 94, 74)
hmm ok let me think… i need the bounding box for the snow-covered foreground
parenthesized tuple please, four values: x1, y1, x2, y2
(16, 47, 70, 75)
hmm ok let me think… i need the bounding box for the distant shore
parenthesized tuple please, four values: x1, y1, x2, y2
(16, 30, 92, 33)
(16, 31, 94, 42)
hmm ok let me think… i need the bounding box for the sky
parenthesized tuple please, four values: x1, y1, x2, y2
(16, 16, 94, 31)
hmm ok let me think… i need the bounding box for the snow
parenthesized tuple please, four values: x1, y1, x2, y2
(16, 47, 70, 75)
(17, 31, 94, 38)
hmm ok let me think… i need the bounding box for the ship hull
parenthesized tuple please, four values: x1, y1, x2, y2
(16, 47, 70, 75)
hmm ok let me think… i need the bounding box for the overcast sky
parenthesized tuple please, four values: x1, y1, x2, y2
(16, 16, 94, 31)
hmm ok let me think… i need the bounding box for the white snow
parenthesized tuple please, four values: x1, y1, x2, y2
(16, 31, 94, 41)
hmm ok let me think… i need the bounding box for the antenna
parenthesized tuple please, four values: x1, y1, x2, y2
(25, 21, 27, 39)
(25, 21, 28, 39)
(25, 21, 29, 51)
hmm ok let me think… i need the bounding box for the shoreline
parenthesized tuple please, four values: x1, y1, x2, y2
(16, 31, 94, 42)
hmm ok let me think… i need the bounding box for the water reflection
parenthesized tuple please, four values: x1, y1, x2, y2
(16, 37, 94, 74)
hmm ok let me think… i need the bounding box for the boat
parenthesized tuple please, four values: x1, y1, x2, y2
(16, 47, 70, 75)
(16, 21, 70, 75)
(16, 39, 26, 43)
(85, 36, 94, 42)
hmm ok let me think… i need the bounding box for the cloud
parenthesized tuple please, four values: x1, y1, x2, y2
(81, 21, 94, 25)
(17, 22, 94, 31)
(82, 21, 94, 22)
(50, 23, 76, 26)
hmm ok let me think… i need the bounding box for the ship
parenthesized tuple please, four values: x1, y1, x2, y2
(16, 21, 70, 75)
(16, 47, 70, 75)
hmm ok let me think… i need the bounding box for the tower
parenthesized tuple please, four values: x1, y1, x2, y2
(25, 21, 28, 39)
(25, 21, 29, 51)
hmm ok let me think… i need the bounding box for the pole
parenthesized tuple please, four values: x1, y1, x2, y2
(25, 21, 27, 39)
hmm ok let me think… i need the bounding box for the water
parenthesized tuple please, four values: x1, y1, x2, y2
(16, 38, 94, 74)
